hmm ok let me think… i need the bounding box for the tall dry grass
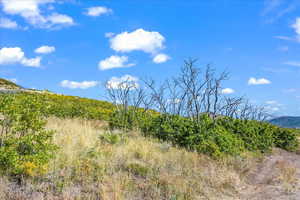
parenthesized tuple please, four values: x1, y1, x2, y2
(0, 118, 256, 200)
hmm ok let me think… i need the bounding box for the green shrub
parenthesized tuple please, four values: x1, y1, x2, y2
(273, 127, 299, 151)
(0, 95, 57, 177)
(99, 132, 122, 145)
(217, 118, 275, 152)
(126, 162, 150, 177)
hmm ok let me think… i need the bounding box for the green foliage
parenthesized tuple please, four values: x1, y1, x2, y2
(273, 127, 299, 151)
(126, 162, 150, 177)
(110, 110, 299, 158)
(0, 95, 57, 177)
(99, 132, 122, 145)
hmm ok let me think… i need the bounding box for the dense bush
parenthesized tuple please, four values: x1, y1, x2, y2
(110, 111, 299, 158)
(0, 92, 114, 121)
(0, 95, 57, 177)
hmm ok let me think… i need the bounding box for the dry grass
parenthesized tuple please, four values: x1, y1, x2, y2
(0, 118, 257, 200)
(276, 160, 299, 193)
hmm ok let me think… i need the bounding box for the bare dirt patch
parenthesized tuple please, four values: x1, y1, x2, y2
(242, 148, 300, 200)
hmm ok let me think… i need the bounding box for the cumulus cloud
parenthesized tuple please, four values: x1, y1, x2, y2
(153, 53, 170, 63)
(291, 17, 300, 42)
(110, 29, 165, 54)
(0, 18, 18, 29)
(284, 61, 300, 67)
(0, 47, 41, 67)
(0, 0, 74, 28)
(221, 88, 235, 94)
(248, 77, 271, 85)
(21, 57, 41, 67)
(60, 80, 98, 89)
(35, 45, 55, 54)
(85, 6, 112, 17)
(99, 55, 135, 70)
(106, 75, 139, 90)
(47, 13, 74, 25)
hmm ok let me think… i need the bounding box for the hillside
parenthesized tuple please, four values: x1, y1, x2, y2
(270, 116, 300, 129)
(0, 78, 21, 90)
(0, 81, 299, 199)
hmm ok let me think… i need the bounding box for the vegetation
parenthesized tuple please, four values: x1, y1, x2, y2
(0, 95, 56, 178)
(106, 60, 299, 158)
(0, 118, 259, 199)
(0, 60, 299, 199)
(0, 78, 21, 90)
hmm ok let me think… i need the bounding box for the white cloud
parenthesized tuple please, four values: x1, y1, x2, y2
(0, 0, 74, 28)
(284, 61, 300, 67)
(105, 32, 115, 38)
(106, 75, 139, 90)
(21, 57, 41, 67)
(248, 77, 271, 85)
(99, 55, 135, 70)
(153, 53, 170, 63)
(221, 88, 235, 94)
(60, 80, 98, 89)
(292, 18, 300, 34)
(265, 100, 283, 112)
(274, 36, 293, 41)
(291, 17, 300, 42)
(110, 29, 165, 54)
(47, 13, 74, 25)
(0, 47, 41, 67)
(0, 18, 18, 29)
(85, 6, 112, 17)
(35, 45, 55, 54)
(265, 100, 278, 105)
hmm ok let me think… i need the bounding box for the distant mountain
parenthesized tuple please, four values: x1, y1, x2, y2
(269, 116, 300, 129)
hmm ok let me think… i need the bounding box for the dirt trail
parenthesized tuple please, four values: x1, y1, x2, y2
(241, 148, 300, 200)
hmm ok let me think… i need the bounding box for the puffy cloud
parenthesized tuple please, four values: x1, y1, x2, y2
(47, 13, 74, 25)
(99, 55, 135, 70)
(153, 53, 170, 63)
(35, 45, 55, 54)
(284, 61, 300, 67)
(221, 88, 235, 94)
(292, 18, 300, 35)
(0, 0, 74, 28)
(0, 47, 41, 67)
(106, 75, 139, 90)
(248, 77, 271, 85)
(110, 29, 165, 54)
(85, 6, 112, 17)
(292, 17, 300, 41)
(0, 18, 18, 29)
(60, 80, 98, 89)
(21, 57, 41, 67)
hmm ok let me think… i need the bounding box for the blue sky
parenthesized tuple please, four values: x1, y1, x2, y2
(0, 0, 300, 116)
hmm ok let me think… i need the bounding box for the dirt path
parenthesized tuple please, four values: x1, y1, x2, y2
(241, 148, 300, 200)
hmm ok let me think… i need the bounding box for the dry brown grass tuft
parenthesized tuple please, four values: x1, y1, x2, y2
(0, 118, 258, 200)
